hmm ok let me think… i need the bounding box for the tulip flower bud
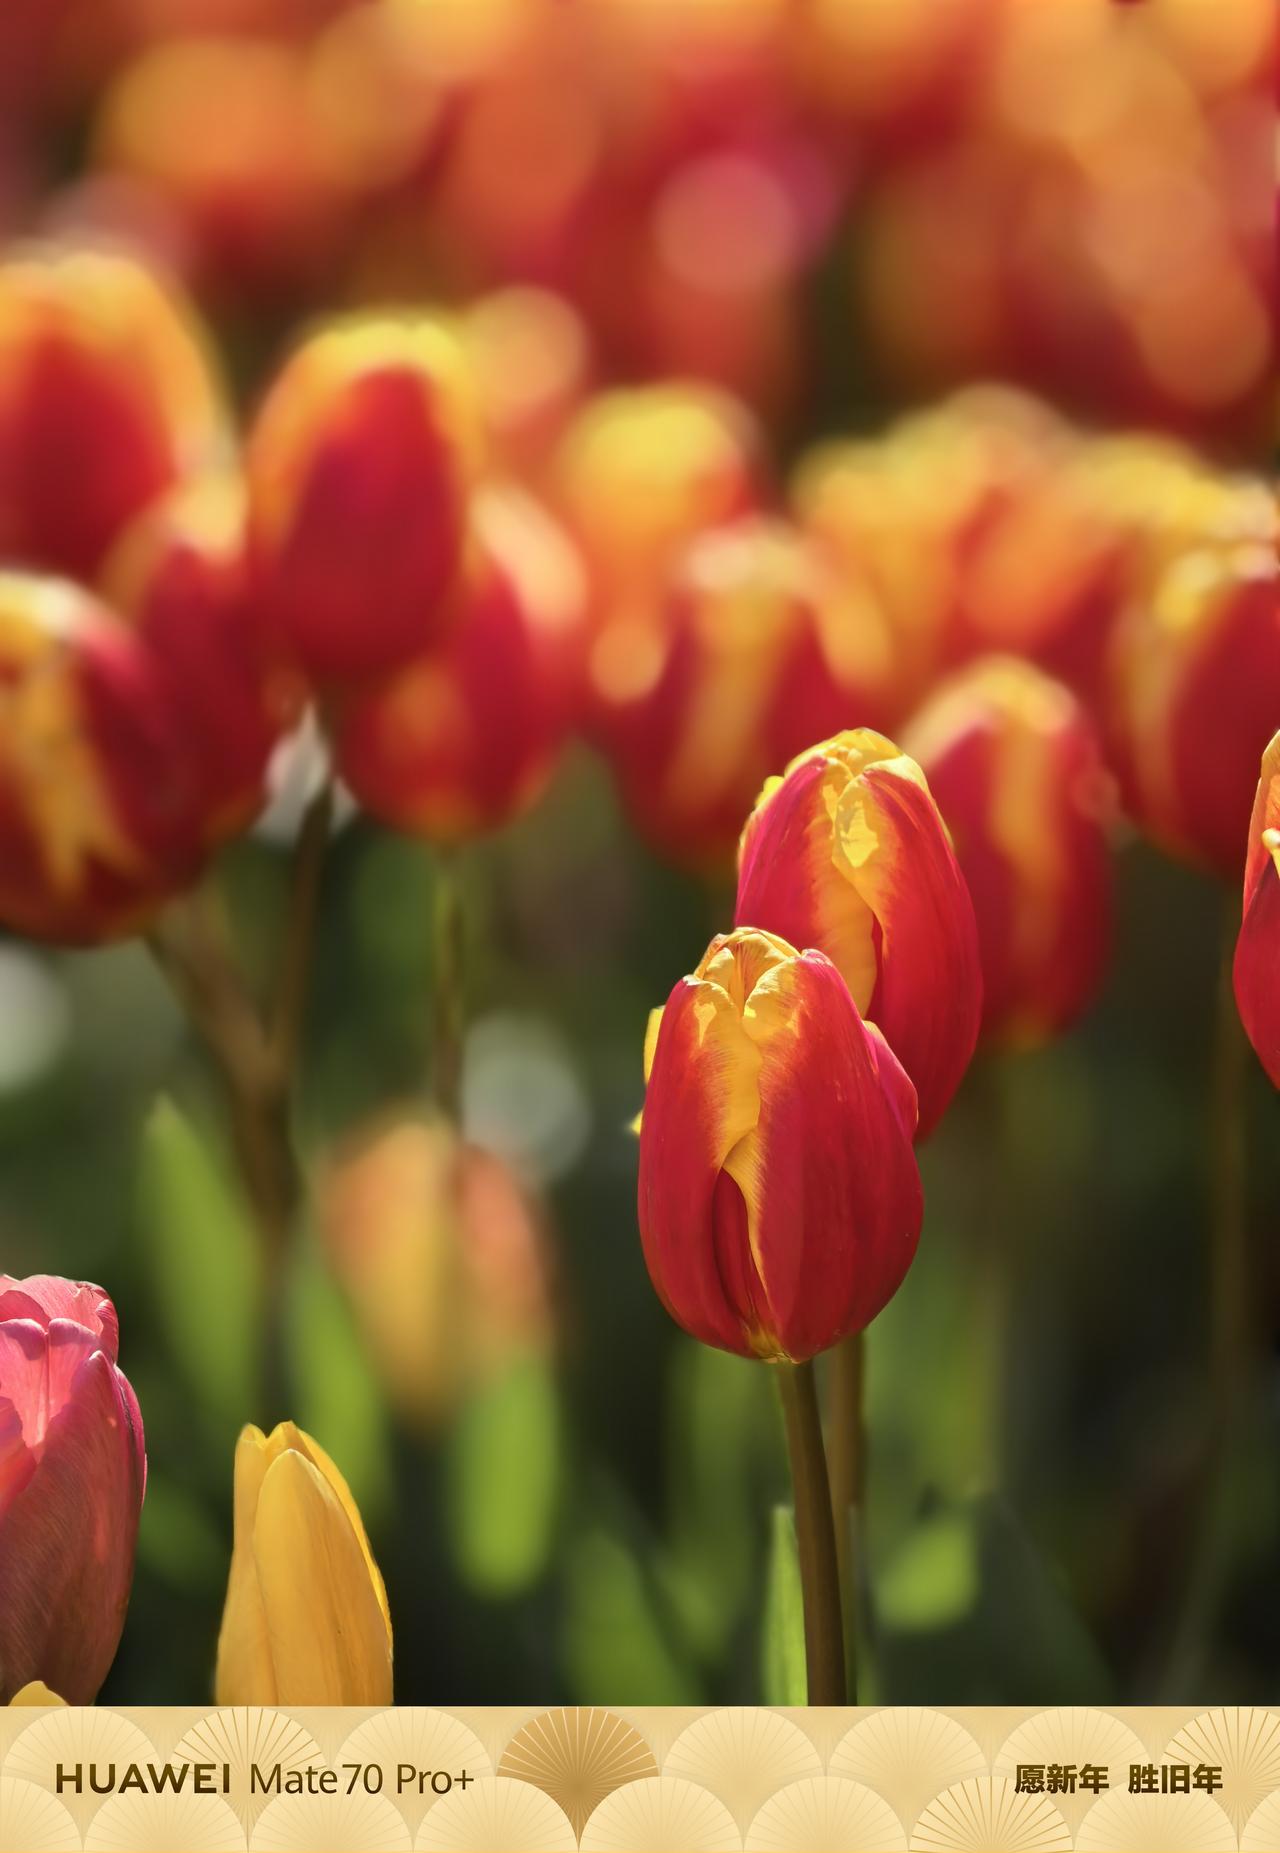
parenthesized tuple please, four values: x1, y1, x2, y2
(1234, 731, 1280, 1087)
(321, 1115, 554, 1434)
(554, 383, 764, 724)
(0, 245, 229, 578)
(735, 728, 982, 1136)
(457, 286, 592, 487)
(101, 473, 296, 847)
(246, 314, 481, 683)
(602, 516, 895, 868)
(1107, 525, 1279, 876)
(0, 572, 206, 943)
(333, 485, 586, 841)
(638, 929, 923, 1362)
(905, 658, 1115, 1048)
(0, 1275, 145, 1704)
(793, 388, 1125, 711)
(215, 1421, 392, 1706)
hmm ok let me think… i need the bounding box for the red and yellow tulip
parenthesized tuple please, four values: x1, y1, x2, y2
(906, 657, 1115, 1048)
(101, 472, 295, 849)
(1234, 731, 1280, 1088)
(246, 313, 481, 683)
(601, 517, 894, 868)
(333, 484, 585, 842)
(735, 728, 982, 1136)
(0, 572, 206, 944)
(638, 928, 923, 1362)
(1106, 511, 1278, 878)
(0, 244, 228, 579)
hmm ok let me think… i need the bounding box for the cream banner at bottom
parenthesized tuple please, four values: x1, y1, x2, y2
(0, 1703, 1275, 1851)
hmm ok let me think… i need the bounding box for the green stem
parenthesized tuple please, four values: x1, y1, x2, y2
(431, 850, 466, 1123)
(776, 1360, 847, 1706)
(826, 1331, 863, 1701)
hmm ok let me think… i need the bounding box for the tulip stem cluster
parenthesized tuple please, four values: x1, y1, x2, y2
(147, 786, 334, 1423)
(775, 1361, 847, 1707)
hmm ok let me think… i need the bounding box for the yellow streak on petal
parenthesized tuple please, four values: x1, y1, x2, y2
(214, 1424, 278, 1706)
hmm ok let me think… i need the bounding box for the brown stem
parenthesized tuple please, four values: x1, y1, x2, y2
(826, 1331, 863, 1701)
(147, 787, 332, 1426)
(776, 1360, 847, 1706)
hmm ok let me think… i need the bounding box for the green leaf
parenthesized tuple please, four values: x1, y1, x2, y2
(762, 1505, 807, 1705)
(286, 1246, 392, 1526)
(444, 1352, 561, 1599)
(563, 1524, 697, 1704)
(137, 1098, 261, 1434)
(878, 1508, 978, 1632)
(876, 1492, 1113, 1703)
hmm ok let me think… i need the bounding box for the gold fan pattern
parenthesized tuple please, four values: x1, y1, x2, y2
(498, 1707, 658, 1838)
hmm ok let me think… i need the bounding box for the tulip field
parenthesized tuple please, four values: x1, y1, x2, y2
(0, 0, 1274, 1728)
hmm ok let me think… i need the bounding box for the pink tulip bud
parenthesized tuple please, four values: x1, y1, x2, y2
(0, 1275, 145, 1703)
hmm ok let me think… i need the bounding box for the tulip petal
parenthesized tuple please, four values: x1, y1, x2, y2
(0, 1277, 119, 1358)
(851, 766, 982, 1136)
(732, 952, 923, 1360)
(9, 1681, 65, 1705)
(214, 1425, 278, 1706)
(1235, 829, 1280, 1089)
(736, 755, 881, 1013)
(290, 1429, 392, 1651)
(0, 1318, 101, 1452)
(0, 1350, 144, 1703)
(251, 1449, 393, 1706)
(638, 973, 772, 1356)
(0, 1398, 34, 1522)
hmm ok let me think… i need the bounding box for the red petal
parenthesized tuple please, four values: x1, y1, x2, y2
(739, 951, 923, 1360)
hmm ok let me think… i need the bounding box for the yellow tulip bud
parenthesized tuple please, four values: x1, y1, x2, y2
(215, 1422, 392, 1706)
(8, 1682, 64, 1705)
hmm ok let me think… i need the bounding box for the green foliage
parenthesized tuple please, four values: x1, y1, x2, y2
(444, 1352, 562, 1599)
(286, 1244, 393, 1524)
(761, 1506, 807, 1706)
(137, 1098, 261, 1439)
(563, 1524, 697, 1704)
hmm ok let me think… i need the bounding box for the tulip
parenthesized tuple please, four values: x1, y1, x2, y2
(601, 516, 895, 868)
(553, 383, 764, 733)
(1234, 731, 1280, 1087)
(245, 314, 481, 683)
(0, 245, 229, 579)
(101, 473, 296, 848)
(456, 287, 592, 487)
(735, 728, 982, 1136)
(215, 1421, 392, 1705)
(792, 388, 1126, 713)
(333, 485, 586, 841)
(638, 928, 923, 1362)
(94, 37, 345, 303)
(905, 658, 1115, 1048)
(320, 1115, 553, 1434)
(1106, 524, 1279, 877)
(0, 571, 207, 944)
(0, 1275, 145, 1704)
